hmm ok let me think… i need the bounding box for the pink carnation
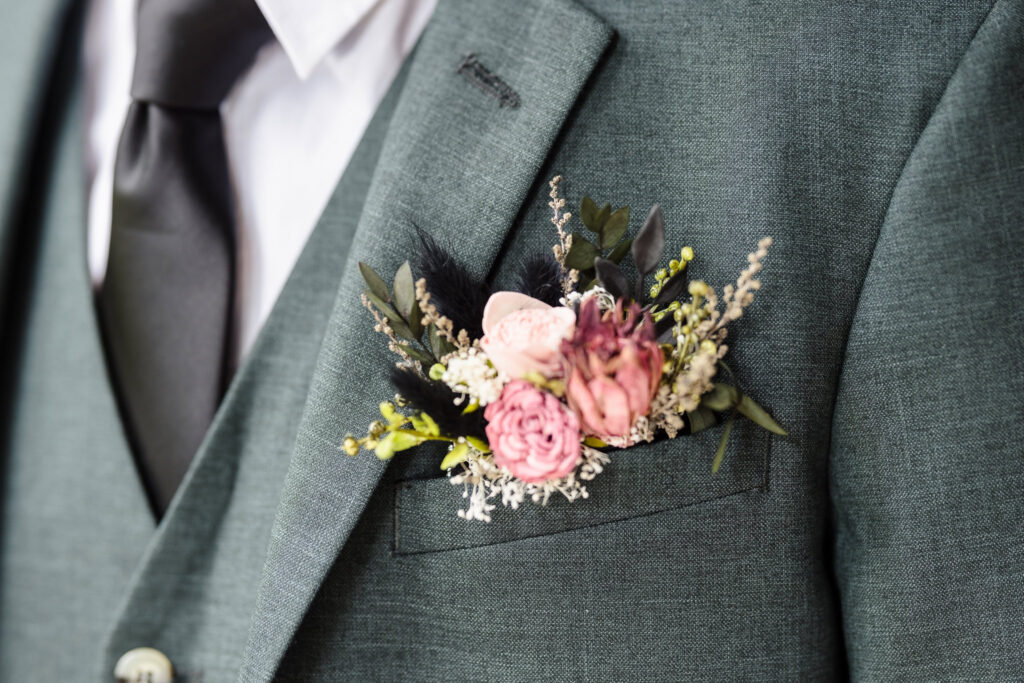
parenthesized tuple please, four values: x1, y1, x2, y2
(479, 292, 576, 380)
(484, 380, 582, 483)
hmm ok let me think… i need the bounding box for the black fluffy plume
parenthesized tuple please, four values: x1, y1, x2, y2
(390, 367, 487, 440)
(415, 226, 491, 339)
(517, 253, 563, 306)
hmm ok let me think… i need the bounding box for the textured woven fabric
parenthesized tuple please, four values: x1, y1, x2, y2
(0, 0, 1021, 680)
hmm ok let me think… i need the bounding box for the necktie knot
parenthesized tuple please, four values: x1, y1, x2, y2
(131, 0, 273, 109)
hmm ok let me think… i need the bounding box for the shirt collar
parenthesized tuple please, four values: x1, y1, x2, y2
(255, 0, 383, 80)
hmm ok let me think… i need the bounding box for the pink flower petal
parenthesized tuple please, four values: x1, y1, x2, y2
(590, 376, 631, 438)
(481, 291, 551, 336)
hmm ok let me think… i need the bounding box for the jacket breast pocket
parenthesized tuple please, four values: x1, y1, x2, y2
(392, 419, 771, 555)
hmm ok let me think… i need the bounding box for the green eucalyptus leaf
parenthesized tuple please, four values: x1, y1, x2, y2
(359, 262, 391, 303)
(565, 235, 600, 271)
(687, 407, 717, 434)
(711, 412, 736, 474)
(432, 324, 457, 358)
(388, 317, 417, 341)
(397, 343, 434, 365)
(600, 206, 630, 248)
(632, 204, 666, 276)
(407, 313, 423, 339)
(392, 261, 417, 321)
(607, 238, 633, 264)
(594, 203, 611, 231)
(364, 291, 401, 322)
(427, 324, 441, 358)
(594, 258, 630, 301)
(580, 196, 600, 232)
(702, 383, 739, 412)
(737, 393, 787, 435)
(407, 302, 424, 339)
(440, 442, 470, 470)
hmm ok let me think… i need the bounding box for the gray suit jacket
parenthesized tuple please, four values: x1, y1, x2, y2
(1, 0, 1022, 680)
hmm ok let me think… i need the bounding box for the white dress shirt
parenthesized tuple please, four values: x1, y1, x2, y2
(82, 0, 436, 362)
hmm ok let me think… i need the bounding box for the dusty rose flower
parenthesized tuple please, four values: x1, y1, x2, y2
(479, 292, 576, 379)
(562, 298, 664, 445)
(484, 380, 582, 482)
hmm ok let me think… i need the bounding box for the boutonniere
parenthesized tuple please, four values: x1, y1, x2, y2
(343, 176, 785, 522)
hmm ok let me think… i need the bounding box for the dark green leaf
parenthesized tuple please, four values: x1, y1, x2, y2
(397, 343, 434, 365)
(359, 262, 391, 303)
(565, 235, 600, 271)
(711, 412, 736, 474)
(701, 383, 739, 412)
(737, 393, 787, 435)
(632, 204, 666, 276)
(389, 317, 417, 341)
(364, 290, 401, 322)
(600, 206, 630, 249)
(688, 407, 717, 434)
(594, 258, 629, 300)
(406, 302, 424, 339)
(392, 261, 416, 321)
(367, 289, 417, 340)
(594, 203, 611, 232)
(652, 265, 689, 306)
(580, 196, 600, 232)
(428, 323, 455, 359)
(607, 238, 633, 264)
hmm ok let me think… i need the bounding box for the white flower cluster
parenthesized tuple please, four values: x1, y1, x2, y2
(449, 446, 611, 523)
(440, 348, 505, 407)
(560, 284, 616, 311)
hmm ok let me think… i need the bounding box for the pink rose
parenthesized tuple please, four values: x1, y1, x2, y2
(479, 292, 576, 379)
(484, 380, 582, 482)
(563, 298, 664, 446)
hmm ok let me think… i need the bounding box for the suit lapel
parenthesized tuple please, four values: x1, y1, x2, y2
(0, 0, 78, 325)
(240, 0, 612, 678)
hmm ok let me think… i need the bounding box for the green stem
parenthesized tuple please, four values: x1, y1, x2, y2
(393, 429, 457, 443)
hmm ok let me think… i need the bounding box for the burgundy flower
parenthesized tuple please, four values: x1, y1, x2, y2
(562, 298, 664, 445)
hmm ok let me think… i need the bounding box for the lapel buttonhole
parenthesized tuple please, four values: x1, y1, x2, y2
(456, 53, 521, 108)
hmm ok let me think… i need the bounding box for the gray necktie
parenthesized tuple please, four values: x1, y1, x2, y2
(98, 0, 272, 515)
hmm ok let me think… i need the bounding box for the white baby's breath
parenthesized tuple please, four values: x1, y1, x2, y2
(441, 347, 505, 407)
(449, 446, 611, 523)
(560, 284, 615, 311)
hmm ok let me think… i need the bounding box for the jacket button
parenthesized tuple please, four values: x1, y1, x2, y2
(113, 647, 173, 683)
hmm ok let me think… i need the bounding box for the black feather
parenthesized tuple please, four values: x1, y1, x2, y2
(390, 367, 488, 440)
(415, 226, 491, 339)
(517, 253, 563, 306)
